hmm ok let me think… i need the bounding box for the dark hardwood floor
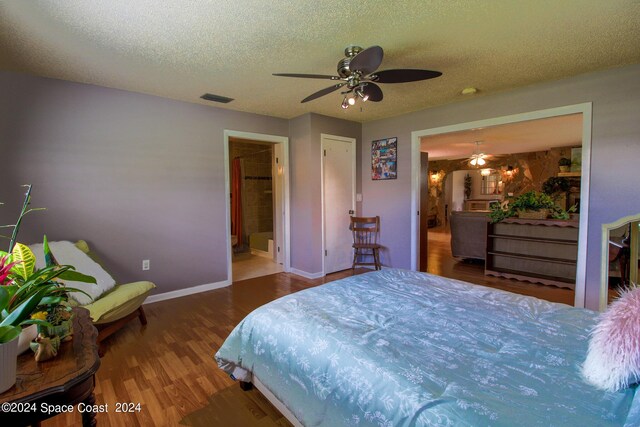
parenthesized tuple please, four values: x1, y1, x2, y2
(44, 269, 361, 427)
(43, 231, 587, 426)
(425, 227, 576, 305)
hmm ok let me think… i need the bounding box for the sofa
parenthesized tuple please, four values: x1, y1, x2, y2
(29, 240, 155, 355)
(450, 211, 490, 260)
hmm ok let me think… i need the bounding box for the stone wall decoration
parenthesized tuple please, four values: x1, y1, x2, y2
(372, 137, 397, 180)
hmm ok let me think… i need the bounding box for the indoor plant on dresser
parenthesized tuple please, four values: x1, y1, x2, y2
(489, 191, 576, 223)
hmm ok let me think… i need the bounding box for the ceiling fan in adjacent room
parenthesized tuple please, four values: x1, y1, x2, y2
(469, 141, 487, 166)
(273, 45, 442, 109)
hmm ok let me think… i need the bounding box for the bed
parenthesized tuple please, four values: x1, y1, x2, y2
(215, 269, 640, 426)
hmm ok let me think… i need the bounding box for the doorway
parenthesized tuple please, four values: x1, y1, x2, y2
(224, 130, 290, 282)
(411, 103, 593, 308)
(321, 134, 356, 274)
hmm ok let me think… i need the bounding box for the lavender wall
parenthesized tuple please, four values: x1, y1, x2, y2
(289, 113, 361, 275)
(361, 63, 640, 310)
(0, 71, 288, 294)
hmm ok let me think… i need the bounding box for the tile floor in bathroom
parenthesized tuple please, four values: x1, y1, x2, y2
(232, 252, 284, 281)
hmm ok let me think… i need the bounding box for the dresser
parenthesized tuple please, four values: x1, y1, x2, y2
(485, 218, 579, 289)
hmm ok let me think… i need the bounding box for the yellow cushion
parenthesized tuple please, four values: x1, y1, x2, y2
(83, 281, 155, 323)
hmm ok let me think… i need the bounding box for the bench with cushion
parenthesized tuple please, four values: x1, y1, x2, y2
(29, 240, 155, 355)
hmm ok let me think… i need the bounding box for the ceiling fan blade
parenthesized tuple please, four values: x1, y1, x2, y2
(301, 83, 346, 103)
(362, 82, 383, 102)
(273, 73, 340, 80)
(372, 69, 442, 83)
(349, 45, 384, 75)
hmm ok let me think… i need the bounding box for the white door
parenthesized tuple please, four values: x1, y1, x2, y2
(322, 135, 356, 274)
(273, 143, 284, 264)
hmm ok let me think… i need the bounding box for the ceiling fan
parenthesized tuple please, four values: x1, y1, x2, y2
(469, 141, 487, 166)
(467, 141, 502, 166)
(273, 45, 442, 109)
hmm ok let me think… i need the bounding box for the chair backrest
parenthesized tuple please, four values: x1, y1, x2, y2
(350, 216, 380, 246)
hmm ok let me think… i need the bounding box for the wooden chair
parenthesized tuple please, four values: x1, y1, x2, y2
(350, 216, 382, 271)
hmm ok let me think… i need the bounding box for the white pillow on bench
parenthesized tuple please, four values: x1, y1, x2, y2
(29, 240, 116, 306)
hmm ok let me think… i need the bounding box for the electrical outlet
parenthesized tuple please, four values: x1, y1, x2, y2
(142, 259, 150, 271)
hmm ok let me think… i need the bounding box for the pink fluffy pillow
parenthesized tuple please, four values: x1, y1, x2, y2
(582, 286, 640, 391)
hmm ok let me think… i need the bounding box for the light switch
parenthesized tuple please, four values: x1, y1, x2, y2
(356, 193, 363, 202)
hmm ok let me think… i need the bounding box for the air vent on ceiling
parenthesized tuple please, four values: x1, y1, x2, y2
(200, 93, 234, 103)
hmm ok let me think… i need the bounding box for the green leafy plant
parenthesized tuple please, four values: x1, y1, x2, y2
(0, 187, 96, 343)
(464, 174, 472, 199)
(510, 191, 557, 212)
(0, 283, 51, 343)
(550, 204, 578, 220)
(2, 238, 96, 310)
(489, 202, 511, 223)
(542, 177, 570, 196)
(558, 157, 571, 167)
(489, 191, 576, 223)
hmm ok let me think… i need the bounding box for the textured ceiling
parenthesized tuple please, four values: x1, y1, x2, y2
(421, 114, 583, 160)
(0, 1, 639, 122)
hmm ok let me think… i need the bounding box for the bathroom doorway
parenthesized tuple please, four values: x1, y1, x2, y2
(224, 131, 289, 282)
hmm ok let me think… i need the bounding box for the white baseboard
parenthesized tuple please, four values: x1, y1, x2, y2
(144, 279, 231, 304)
(289, 268, 325, 279)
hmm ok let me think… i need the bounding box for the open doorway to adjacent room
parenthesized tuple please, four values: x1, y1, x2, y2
(225, 133, 288, 282)
(414, 106, 593, 307)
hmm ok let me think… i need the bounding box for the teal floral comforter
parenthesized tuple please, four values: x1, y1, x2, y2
(215, 269, 639, 426)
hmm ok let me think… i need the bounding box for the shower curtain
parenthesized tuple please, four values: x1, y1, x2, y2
(231, 158, 243, 246)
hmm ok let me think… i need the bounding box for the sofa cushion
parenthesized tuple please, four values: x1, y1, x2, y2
(29, 240, 116, 305)
(84, 281, 155, 323)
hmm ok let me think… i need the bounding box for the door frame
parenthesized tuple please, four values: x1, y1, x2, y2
(224, 130, 291, 282)
(321, 133, 357, 275)
(410, 103, 593, 309)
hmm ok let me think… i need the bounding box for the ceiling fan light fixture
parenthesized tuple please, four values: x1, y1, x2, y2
(341, 97, 349, 109)
(469, 141, 487, 167)
(348, 96, 356, 106)
(356, 88, 369, 102)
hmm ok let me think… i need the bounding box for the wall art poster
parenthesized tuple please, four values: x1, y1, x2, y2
(371, 137, 397, 180)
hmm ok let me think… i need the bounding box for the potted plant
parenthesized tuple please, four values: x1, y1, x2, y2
(558, 157, 571, 173)
(542, 177, 570, 196)
(1, 186, 96, 362)
(510, 191, 557, 219)
(464, 174, 472, 199)
(543, 176, 571, 211)
(0, 280, 52, 392)
(489, 191, 576, 223)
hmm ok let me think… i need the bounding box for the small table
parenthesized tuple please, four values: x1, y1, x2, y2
(0, 307, 101, 426)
